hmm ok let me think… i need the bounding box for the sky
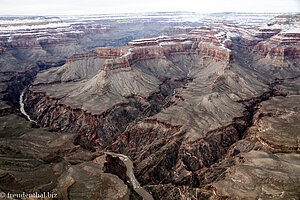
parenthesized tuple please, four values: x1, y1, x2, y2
(0, 0, 299, 15)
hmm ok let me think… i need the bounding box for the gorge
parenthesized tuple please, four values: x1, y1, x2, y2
(0, 12, 300, 199)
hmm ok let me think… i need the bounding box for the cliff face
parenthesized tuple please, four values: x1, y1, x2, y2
(95, 47, 129, 58)
(253, 15, 300, 61)
(25, 77, 192, 150)
(0, 17, 108, 49)
(33, 32, 233, 78)
(255, 32, 300, 61)
(197, 42, 232, 62)
(92, 30, 234, 70)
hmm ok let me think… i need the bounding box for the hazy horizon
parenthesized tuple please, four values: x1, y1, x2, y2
(0, 0, 299, 16)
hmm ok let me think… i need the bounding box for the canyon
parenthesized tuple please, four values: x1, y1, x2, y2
(0, 12, 300, 199)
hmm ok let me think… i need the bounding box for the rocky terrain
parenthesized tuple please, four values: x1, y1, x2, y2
(0, 12, 299, 199)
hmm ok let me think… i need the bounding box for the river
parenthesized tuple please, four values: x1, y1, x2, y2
(105, 152, 154, 200)
(19, 87, 36, 123)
